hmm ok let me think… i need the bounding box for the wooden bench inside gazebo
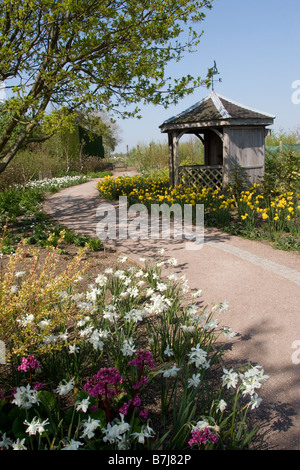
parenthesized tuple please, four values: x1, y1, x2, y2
(159, 91, 275, 189)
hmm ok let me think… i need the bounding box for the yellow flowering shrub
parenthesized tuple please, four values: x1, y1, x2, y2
(0, 235, 89, 359)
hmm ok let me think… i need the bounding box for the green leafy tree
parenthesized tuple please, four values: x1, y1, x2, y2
(0, 0, 213, 173)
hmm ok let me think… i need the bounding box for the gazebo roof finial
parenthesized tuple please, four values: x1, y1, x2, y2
(210, 60, 222, 91)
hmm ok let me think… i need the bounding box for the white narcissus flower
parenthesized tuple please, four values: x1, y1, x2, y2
(187, 304, 198, 315)
(222, 326, 237, 338)
(180, 325, 195, 333)
(87, 330, 104, 351)
(76, 397, 91, 413)
(157, 282, 167, 292)
(80, 417, 101, 439)
(24, 416, 50, 435)
(147, 293, 171, 314)
(134, 269, 144, 278)
(102, 414, 130, 444)
(216, 399, 227, 413)
(243, 365, 269, 384)
(104, 267, 113, 274)
(17, 314, 34, 327)
(103, 305, 119, 322)
(187, 373, 201, 388)
(188, 344, 210, 369)
(86, 286, 102, 302)
(160, 364, 180, 378)
(127, 286, 139, 298)
(119, 291, 129, 299)
(124, 308, 146, 323)
(58, 330, 69, 342)
(76, 316, 90, 327)
(221, 368, 239, 390)
(192, 289, 202, 298)
(68, 344, 80, 354)
(56, 377, 74, 396)
(11, 438, 27, 450)
(62, 439, 84, 450)
(77, 301, 95, 312)
(240, 365, 269, 397)
(43, 334, 58, 344)
(248, 393, 262, 410)
(114, 270, 126, 280)
(95, 274, 108, 286)
(123, 277, 132, 286)
(204, 319, 218, 331)
(156, 261, 164, 268)
(38, 319, 51, 330)
(121, 338, 136, 357)
(167, 273, 178, 281)
(79, 325, 93, 338)
(146, 288, 154, 296)
(15, 271, 25, 278)
(0, 433, 13, 449)
(131, 424, 155, 444)
(12, 384, 40, 409)
(218, 301, 229, 313)
(164, 345, 174, 357)
(192, 418, 219, 434)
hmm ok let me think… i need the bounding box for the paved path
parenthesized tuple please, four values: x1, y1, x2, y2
(43, 178, 300, 450)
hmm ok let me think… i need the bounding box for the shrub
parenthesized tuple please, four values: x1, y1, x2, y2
(0, 237, 89, 359)
(263, 149, 300, 193)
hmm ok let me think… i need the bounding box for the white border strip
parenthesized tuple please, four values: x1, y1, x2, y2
(207, 241, 300, 286)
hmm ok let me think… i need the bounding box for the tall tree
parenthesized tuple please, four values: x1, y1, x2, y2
(0, 0, 213, 173)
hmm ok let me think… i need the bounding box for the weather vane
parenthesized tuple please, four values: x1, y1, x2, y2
(211, 61, 222, 91)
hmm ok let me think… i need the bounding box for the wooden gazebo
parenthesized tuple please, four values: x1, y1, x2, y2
(159, 91, 275, 188)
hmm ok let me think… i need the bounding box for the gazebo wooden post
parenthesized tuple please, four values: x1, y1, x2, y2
(168, 132, 174, 186)
(168, 131, 180, 187)
(222, 130, 230, 186)
(173, 131, 180, 187)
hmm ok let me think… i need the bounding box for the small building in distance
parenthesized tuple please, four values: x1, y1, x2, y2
(159, 91, 275, 188)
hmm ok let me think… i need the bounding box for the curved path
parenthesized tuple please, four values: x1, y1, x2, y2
(43, 177, 300, 450)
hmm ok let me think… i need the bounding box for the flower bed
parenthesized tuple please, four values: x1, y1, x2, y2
(0, 241, 269, 450)
(24, 174, 90, 192)
(97, 176, 300, 247)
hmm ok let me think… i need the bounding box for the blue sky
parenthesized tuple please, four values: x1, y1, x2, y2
(114, 0, 300, 153)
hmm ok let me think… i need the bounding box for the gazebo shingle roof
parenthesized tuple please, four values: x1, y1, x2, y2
(160, 91, 275, 130)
